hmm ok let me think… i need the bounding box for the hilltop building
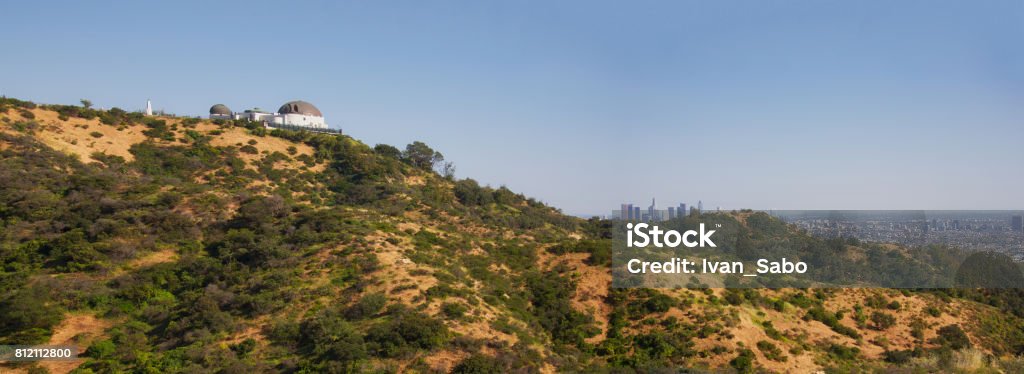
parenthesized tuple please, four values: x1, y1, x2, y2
(209, 100, 329, 130)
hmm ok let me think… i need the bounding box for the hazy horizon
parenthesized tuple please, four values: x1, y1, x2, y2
(3, 1, 1022, 214)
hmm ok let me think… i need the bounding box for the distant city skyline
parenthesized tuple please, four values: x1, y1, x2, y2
(776, 210, 1024, 260)
(615, 198, 698, 222)
(3, 1, 1022, 214)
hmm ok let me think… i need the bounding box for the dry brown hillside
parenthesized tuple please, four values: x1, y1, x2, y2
(2, 103, 1024, 373)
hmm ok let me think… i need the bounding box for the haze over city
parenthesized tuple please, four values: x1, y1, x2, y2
(2, 0, 1022, 215)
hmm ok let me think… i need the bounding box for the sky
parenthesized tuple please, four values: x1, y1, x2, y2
(2, 0, 1022, 215)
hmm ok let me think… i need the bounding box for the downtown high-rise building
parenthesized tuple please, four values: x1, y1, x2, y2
(648, 198, 656, 222)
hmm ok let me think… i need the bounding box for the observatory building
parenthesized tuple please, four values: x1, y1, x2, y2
(208, 100, 328, 129)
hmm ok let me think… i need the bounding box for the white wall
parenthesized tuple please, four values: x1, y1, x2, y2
(270, 113, 327, 129)
(212, 110, 328, 129)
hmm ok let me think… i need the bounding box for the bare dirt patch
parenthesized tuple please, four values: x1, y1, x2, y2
(1, 108, 148, 163)
(208, 126, 321, 172)
(540, 252, 612, 343)
(421, 349, 468, 372)
(127, 247, 178, 269)
(32, 313, 111, 374)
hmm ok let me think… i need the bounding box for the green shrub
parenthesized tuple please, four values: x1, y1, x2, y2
(441, 302, 469, 320)
(0, 285, 63, 344)
(524, 271, 598, 347)
(805, 307, 860, 339)
(239, 144, 258, 154)
(300, 308, 367, 371)
(933, 324, 971, 350)
(730, 348, 755, 373)
(365, 308, 448, 357)
(43, 229, 104, 271)
(757, 340, 786, 362)
(452, 353, 502, 374)
(141, 119, 174, 140)
(870, 311, 896, 330)
(762, 320, 783, 340)
(644, 293, 675, 313)
(345, 293, 387, 320)
(547, 239, 611, 266)
(883, 349, 914, 364)
(828, 344, 860, 361)
(11, 120, 39, 133)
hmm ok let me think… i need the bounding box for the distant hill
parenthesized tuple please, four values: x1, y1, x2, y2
(2, 97, 1024, 373)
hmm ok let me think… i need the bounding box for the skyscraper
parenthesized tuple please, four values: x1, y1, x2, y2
(621, 204, 632, 220)
(668, 206, 676, 220)
(145, 99, 153, 116)
(679, 203, 686, 217)
(648, 198, 656, 222)
(634, 206, 641, 222)
(698, 200, 703, 214)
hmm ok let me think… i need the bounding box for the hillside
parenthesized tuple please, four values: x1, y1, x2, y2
(2, 98, 1024, 373)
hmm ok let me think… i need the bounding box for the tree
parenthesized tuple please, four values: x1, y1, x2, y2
(402, 141, 443, 170)
(454, 179, 493, 206)
(373, 144, 401, 159)
(440, 161, 456, 180)
(80, 99, 92, 109)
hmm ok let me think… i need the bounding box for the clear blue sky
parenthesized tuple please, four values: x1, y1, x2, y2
(2, 1, 1022, 214)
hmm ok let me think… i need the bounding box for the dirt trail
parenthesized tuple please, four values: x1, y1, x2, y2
(0, 314, 113, 374)
(41, 314, 109, 373)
